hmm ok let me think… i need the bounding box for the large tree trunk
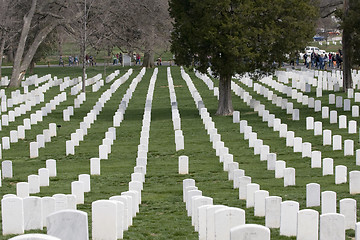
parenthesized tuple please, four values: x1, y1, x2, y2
(0, 37, 5, 79)
(7, 45, 14, 63)
(342, 0, 352, 92)
(143, 50, 154, 68)
(29, 61, 35, 74)
(216, 74, 234, 116)
(8, 0, 37, 88)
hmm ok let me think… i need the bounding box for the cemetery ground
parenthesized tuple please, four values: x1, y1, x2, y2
(0, 65, 359, 239)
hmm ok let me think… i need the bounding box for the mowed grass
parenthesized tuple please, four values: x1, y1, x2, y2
(0, 66, 359, 239)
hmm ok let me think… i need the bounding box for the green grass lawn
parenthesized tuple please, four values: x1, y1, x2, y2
(0, 66, 359, 239)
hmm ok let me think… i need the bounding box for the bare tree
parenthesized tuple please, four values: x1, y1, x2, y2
(0, 0, 22, 79)
(101, 0, 171, 67)
(8, 0, 83, 88)
(319, 0, 354, 91)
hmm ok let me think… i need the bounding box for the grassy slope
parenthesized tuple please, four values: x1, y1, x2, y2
(0, 66, 358, 239)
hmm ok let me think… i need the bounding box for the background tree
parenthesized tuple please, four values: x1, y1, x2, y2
(170, 0, 318, 115)
(318, 0, 360, 91)
(8, 0, 83, 88)
(102, 0, 172, 68)
(0, 0, 22, 79)
(336, 0, 360, 90)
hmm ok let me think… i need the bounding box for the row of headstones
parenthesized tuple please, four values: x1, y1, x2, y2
(0, 79, 56, 121)
(282, 68, 360, 92)
(167, 68, 185, 152)
(261, 72, 360, 142)
(88, 69, 154, 240)
(1, 193, 137, 240)
(98, 68, 146, 160)
(229, 82, 299, 186)
(1, 91, 67, 152)
(66, 69, 134, 156)
(260, 74, 360, 125)
(89, 68, 159, 239)
(255, 75, 360, 161)
(68, 74, 101, 95)
(184, 177, 359, 240)
(2, 159, 56, 194)
(195, 70, 215, 91)
(63, 93, 86, 121)
(183, 70, 266, 195)
(105, 70, 120, 83)
(276, 68, 344, 92)
(183, 179, 271, 240)
(30, 124, 58, 158)
(234, 86, 360, 191)
(0, 73, 50, 100)
(0, 90, 64, 147)
(2, 155, 141, 239)
(234, 79, 359, 173)
(255, 75, 358, 142)
(2, 75, 62, 114)
(239, 109, 360, 189)
(112, 69, 145, 128)
(228, 77, 360, 237)
(193, 71, 356, 238)
(182, 68, 247, 182)
(21, 74, 52, 88)
(189, 70, 344, 239)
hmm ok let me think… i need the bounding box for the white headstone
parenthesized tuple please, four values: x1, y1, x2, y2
(92, 200, 117, 240)
(23, 196, 43, 231)
(319, 213, 345, 240)
(323, 158, 334, 176)
(335, 165, 347, 184)
(349, 171, 360, 194)
(78, 174, 91, 192)
(339, 198, 356, 230)
(90, 158, 100, 175)
(17, 182, 29, 198)
(311, 151, 322, 168)
(306, 183, 320, 207)
(344, 139, 354, 156)
(284, 168, 295, 187)
(265, 196, 282, 228)
(333, 135, 342, 150)
(246, 183, 260, 208)
(1, 196, 24, 235)
(42, 197, 55, 228)
(214, 207, 245, 240)
(47, 210, 89, 240)
(280, 201, 299, 237)
(179, 156, 189, 174)
(275, 160, 286, 178)
(38, 168, 49, 187)
(28, 175, 40, 194)
(339, 115, 347, 129)
(321, 191, 337, 214)
(297, 209, 319, 240)
(230, 224, 270, 240)
(46, 159, 56, 177)
(254, 190, 269, 217)
(71, 181, 84, 204)
(239, 176, 251, 200)
(2, 160, 13, 178)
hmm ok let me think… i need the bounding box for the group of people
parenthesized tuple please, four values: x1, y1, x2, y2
(303, 51, 343, 70)
(67, 56, 79, 66)
(112, 53, 123, 65)
(59, 55, 95, 66)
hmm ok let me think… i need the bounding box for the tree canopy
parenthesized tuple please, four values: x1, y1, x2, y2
(169, 0, 318, 115)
